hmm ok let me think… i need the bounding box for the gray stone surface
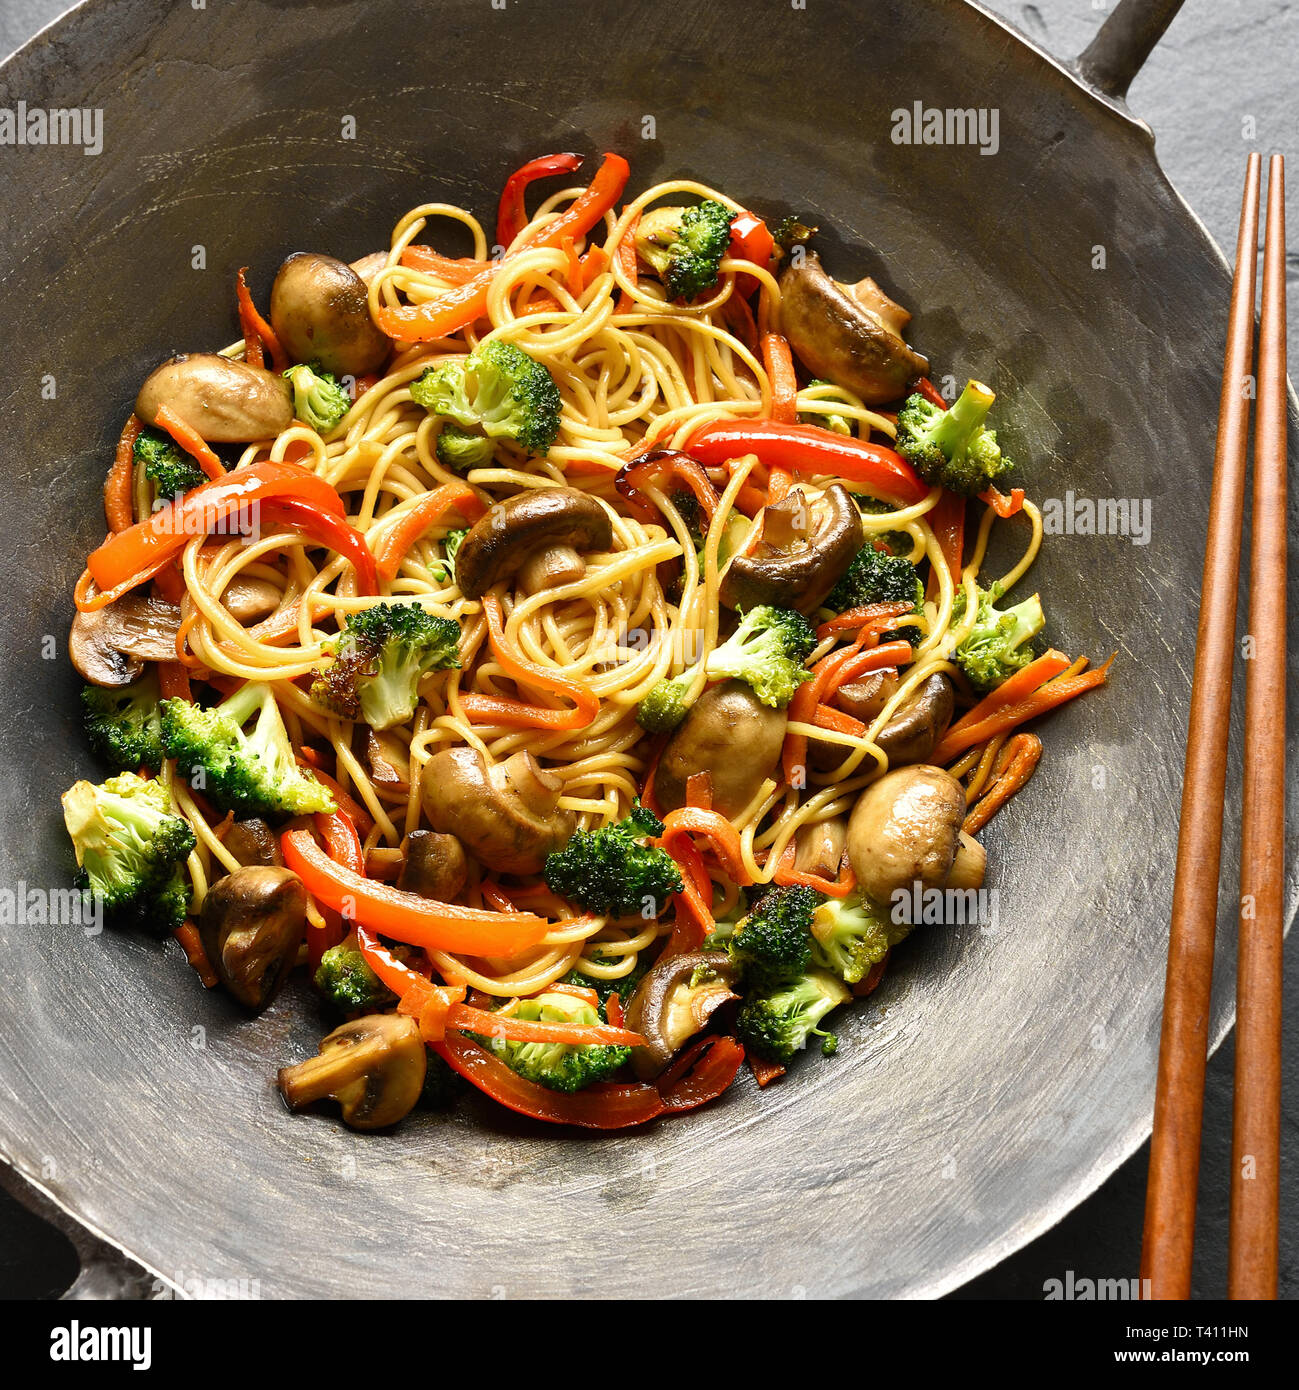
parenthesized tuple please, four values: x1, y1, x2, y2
(0, 0, 1293, 1300)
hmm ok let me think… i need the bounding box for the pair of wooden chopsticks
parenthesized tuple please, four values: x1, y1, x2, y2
(1141, 153, 1288, 1300)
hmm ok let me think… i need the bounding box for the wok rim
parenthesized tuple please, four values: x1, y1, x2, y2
(0, 0, 1292, 1301)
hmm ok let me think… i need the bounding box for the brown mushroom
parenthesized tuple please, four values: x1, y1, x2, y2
(69, 591, 183, 687)
(793, 816, 848, 880)
(655, 681, 787, 818)
(349, 251, 390, 289)
(270, 252, 390, 377)
(135, 353, 293, 442)
(779, 250, 928, 404)
(220, 818, 283, 872)
(397, 830, 468, 901)
(365, 729, 411, 799)
(278, 1013, 426, 1131)
(198, 865, 307, 1010)
(846, 765, 983, 904)
(222, 575, 283, 625)
(624, 951, 738, 1079)
(810, 672, 955, 772)
(421, 747, 574, 874)
(454, 488, 613, 599)
(809, 669, 901, 771)
(719, 483, 862, 613)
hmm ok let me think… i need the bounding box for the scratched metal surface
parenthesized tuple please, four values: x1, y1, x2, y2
(0, 0, 1295, 1299)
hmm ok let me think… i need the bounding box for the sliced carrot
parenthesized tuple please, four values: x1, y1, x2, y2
(928, 489, 966, 591)
(980, 486, 1026, 518)
(748, 1053, 786, 1087)
(934, 656, 1113, 762)
(372, 481, 486, 580)
(173, 920, 218, 988)
(153, 405, 225, 482)
(156, 661, 191, 701)
(963, 732, 1043, 834)
(614, 210, 640, 314)
(934, 649, 1073, 761)
(771, 841, 856, 897)
(235, 266, 288, 371)
(459, 593, 599, 732)
(400, 246, 488, 283)
(104, 415, 143, 533)
(761, 331, 798, 426)
(658, 806, 750, 888)
(446, 1001, 644, 1048)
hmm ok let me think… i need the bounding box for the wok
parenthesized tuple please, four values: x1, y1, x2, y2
(0, 0, 1294, 1300)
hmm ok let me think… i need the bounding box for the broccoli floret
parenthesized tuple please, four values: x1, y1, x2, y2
(736, 970, 850, 1065)
(285, 363, 351, 434)
(134, 427, 205, 499)
(410, 341, 561, 457)
(160, 681, 335, 820)
(81, 673, 166, 772)
(810, 893, 911, 985)
(951, 584, 1045, 692)
(799, 380, 854, 436)
(484, 991, 631, 1092)
(826, 543, 924, 613)
(728, 883, 819, 990)
(856, 496, 917, 560)
(314, 933, 396, 1014)
(636, 605, 814, 731)
(896, 379, 1014, 497)
(544, 802, 682, 919)
(61, 772, 195, 932)
(436, 422, 495, 472)
(409, 360, 478, 425)
(635, 200, 735, 301)
(311, 601, 461, 730)
(443, 527, 468, 566)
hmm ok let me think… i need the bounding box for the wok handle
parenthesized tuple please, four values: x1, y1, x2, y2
(1076, 0, 1187, 100)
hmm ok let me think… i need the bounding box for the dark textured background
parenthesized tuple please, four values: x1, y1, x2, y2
(0, 0, 1293, 1300)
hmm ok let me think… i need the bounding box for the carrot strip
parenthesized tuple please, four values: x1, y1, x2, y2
(372, 482, 486, 580)
(815, 600, 914, 641)
(658, 806, 750, 887)
(156, 661, 191, 701)
(235, 267, 288, 371)
(934, 650, 1073, 759)
(400, 246, 489, 283)
(153, 406, 225, 482)
(748, 1053, 786, 1088)
(963, 733, 1043, 834)
(460, 594, 599, 731)
(446, 1001, 644, 1048)
(980, 486, 1026, 518)
(761, 331, 798, 425)
(812, 704, 866, 735)
(934, 656, 1114, 762)
(771, 841, 856, 897)
(685, 772, 714, 810)
(614, 210, 640, 314)
(104, 415, 143, 533)
(173, 920, 218, 988)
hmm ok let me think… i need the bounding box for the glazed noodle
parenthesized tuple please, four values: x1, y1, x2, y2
(64, 152, 1111, 1129)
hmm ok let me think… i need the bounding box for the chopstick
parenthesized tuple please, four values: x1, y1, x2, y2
(1229, 154, 1287, 1300)
(1139, 153, 1262, 1299)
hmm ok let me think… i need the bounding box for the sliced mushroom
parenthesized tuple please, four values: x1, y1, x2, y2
(349, 251, 390, 289)
(846, 765, 974, 903)
(270, 252, 391, 377)
(421, 747, 574, 875)
(135, 353, 293, 442)
(947, 831, 987, 892)
(624, 951, 738, 1079)
(365, 729, 411, 798)
(221, 818, 283, 872)
(655, 681, 787, 818)
(222, 575, 283, 625)
(875, 673, 956, 767)
(397, 830, 468, 901)
(719, 483, 862, 613)
(793, 816, 848, 880)
(278, 1013, 426, 1130)
(779, 250, 928, 404)
(69, 591, 183, 687)
(454, 488, 613, 599)
(198, 865, 307, 1010)
(809, 669, 900, 771)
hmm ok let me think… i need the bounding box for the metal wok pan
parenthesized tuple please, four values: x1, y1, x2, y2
(0, 0, 1295, 1300)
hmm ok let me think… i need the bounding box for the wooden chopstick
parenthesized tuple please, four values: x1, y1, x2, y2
(1140, 153, 1263, 1300)
(1229, 153, 1287, 1301)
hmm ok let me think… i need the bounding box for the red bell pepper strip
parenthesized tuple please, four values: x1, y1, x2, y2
(658, 806, 751, 887)
(400, 246, 487, 283)
(309, 809, 365, 970)
(281, 827, 550, 956)
(728, 210, 775, 271)
(496, 152, 585, 248)
(376, 152, 629, 342)
(260, 498, 379, 595)
(80, 459, 351, 611)
(432, 1027, 742, 1128)
(914, 376, 948, 409)
(235, 266, 288, 372)
(615, 449, 719, 525)
(686, 419, 929, 506)
(656, 1034, 746, 1111)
